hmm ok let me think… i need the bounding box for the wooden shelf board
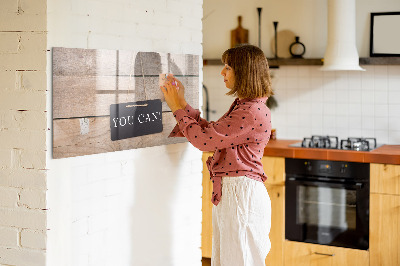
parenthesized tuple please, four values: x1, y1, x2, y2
(204, 57, 400, 67)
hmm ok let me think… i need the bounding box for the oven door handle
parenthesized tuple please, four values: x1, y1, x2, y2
(287, 177, 364, 189)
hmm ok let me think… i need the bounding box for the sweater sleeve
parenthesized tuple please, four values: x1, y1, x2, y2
(172, 106, 257, 152)
(169, 104, 211, 137)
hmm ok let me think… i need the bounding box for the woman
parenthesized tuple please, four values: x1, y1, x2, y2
(160, 44, 273, 266)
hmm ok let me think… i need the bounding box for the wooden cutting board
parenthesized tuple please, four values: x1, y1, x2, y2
(231, 16, 249, 48)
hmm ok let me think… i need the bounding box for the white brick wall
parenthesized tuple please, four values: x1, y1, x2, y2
(0, 0, 48, 265)
(46, 1, 203, 266)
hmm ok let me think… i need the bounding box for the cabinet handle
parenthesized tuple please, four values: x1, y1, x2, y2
(314, 252, 335, 257)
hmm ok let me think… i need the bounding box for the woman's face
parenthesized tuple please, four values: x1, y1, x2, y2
(220, 64, 235, 89)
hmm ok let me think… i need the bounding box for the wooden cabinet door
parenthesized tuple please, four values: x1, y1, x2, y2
(370, 163, 400, 195)
(264, 184, 284, 266)
(202, 152, 213, 258)
(262, 156, 285, 186)
(284, 241, 369, 266)
(370, 193, 400, 266)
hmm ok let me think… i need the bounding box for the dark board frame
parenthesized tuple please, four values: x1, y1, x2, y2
(370, 12, 400, 57)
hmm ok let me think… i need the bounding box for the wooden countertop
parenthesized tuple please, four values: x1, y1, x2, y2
(263, 139, 400, 165)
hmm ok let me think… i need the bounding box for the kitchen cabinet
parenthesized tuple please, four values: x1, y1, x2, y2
(201, 154, 286, 266)
(284, 241, 369, 266)
(202, 152, 213, 258)
(261, 156, 285, 266)
(370, 163, 400, 266)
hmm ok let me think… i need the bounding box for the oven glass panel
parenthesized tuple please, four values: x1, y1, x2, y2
(297, 186, 357, 230)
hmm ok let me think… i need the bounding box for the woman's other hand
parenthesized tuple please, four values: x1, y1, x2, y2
(160, 78, 183, 113)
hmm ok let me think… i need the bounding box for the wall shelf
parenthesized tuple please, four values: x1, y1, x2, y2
(203, 57, 400, 67)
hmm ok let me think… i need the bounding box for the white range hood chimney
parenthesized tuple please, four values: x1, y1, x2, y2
(320, 0, 365, 71)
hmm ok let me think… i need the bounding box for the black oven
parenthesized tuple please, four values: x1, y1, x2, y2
(285, 158, 369, 250)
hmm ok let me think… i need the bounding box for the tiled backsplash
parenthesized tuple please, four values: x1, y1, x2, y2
(204, 65, 400, 144)
(271, 65, 400, 144)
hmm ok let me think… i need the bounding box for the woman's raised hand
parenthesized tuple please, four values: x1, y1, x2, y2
(160, 76, 184, 113)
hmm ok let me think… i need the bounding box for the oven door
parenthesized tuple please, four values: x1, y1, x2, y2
(285, 177, 369, 250)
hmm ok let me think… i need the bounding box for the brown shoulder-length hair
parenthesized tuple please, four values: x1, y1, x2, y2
(221, 44, 273, 99)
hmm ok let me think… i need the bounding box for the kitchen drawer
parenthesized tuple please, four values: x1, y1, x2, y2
(284, 241, 369, 266)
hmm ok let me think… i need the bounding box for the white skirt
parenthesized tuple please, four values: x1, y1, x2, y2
(212, 176, 271, 266)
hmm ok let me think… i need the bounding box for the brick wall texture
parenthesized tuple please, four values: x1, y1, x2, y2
(0, 0, 48, 265)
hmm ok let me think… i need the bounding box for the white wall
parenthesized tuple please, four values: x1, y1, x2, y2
(0, 0, 48, 265)
(46, 0, 203, 266)
(203, 0, 400, 145)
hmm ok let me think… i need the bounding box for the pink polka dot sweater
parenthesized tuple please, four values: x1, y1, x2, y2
(169, 97, 272, 206)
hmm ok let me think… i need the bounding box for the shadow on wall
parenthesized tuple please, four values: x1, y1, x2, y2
(130, 53, 187, 265)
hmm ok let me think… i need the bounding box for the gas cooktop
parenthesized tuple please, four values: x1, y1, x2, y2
(289, 135, 383, 151)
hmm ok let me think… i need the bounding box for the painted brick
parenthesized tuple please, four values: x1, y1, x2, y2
(16, 70, 47, 91)
(0, 71, 16, 90)
(0, 32, 20, 54)
(20, 229, 46, 250)
(0, 129, 46, 150)
(20, 149, 46, 170)
(0, 90, 46, 111)
(0, 247, 45, 266)
(0, 208, 46, 230)
(0, 169, 47, 189)
(0, 0, 18, 13)
(0, 227, 19, 247)
(0, 32, 47, 71)
(0, 149, 11, 168)
(0, 110, 47, 131)
(0, 13, 46, 32)
(19, 189, 46, 209)
(0, 187, 19, 208)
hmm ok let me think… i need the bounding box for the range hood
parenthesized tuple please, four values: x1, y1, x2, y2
(320, 0, 365, 71)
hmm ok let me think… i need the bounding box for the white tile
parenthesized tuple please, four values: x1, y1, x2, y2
(375, 104, 389, 117)
(349, 128, 362, 137)
(374, 90, 388, 104)
(388, 75, 400, 91)
(374, 77, 388, 91)
(389, 104, 400, 117)
(374, 117, 389, 131)
(348, 76, 362, 91)
(362, 90, 374, 104)
(348, 116, 362, 129)
(323, 87, 336, 103)
(361, 74, 374, 91)
(348, 90, 362, 103)
(298, 77, 311, 89)
(361, 103, 374, 116)
(323, 103, 336, 115)
(310, 77, 324, 89)
(323, 115, 336, 129)
(388, 65, 400, 76)
(388, 117, 400, 131)
(374, 130, 389, 144)
(286, 77, 299, 89)
(336, 103, 349, 116)
(285, 66, 298, 77)
(311, 102, 324, 113)
(362, 116, 375, 130)
(335, 72, 349, 90)
(362, 128, 375, 138)
(336, 115, 348, 128)
(310, 67, 324, 77)
(388, 91, 400, 104)
(298, 67, 311, 78)
(311, 87, 323, 101)
(388, 131, 400, 144)
(348, 103, 362, 116)
(336, 90, 349, 103)
(374, 65, 388, 77)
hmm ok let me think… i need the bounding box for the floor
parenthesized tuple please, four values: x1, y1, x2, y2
(202, 257, 211, 266)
